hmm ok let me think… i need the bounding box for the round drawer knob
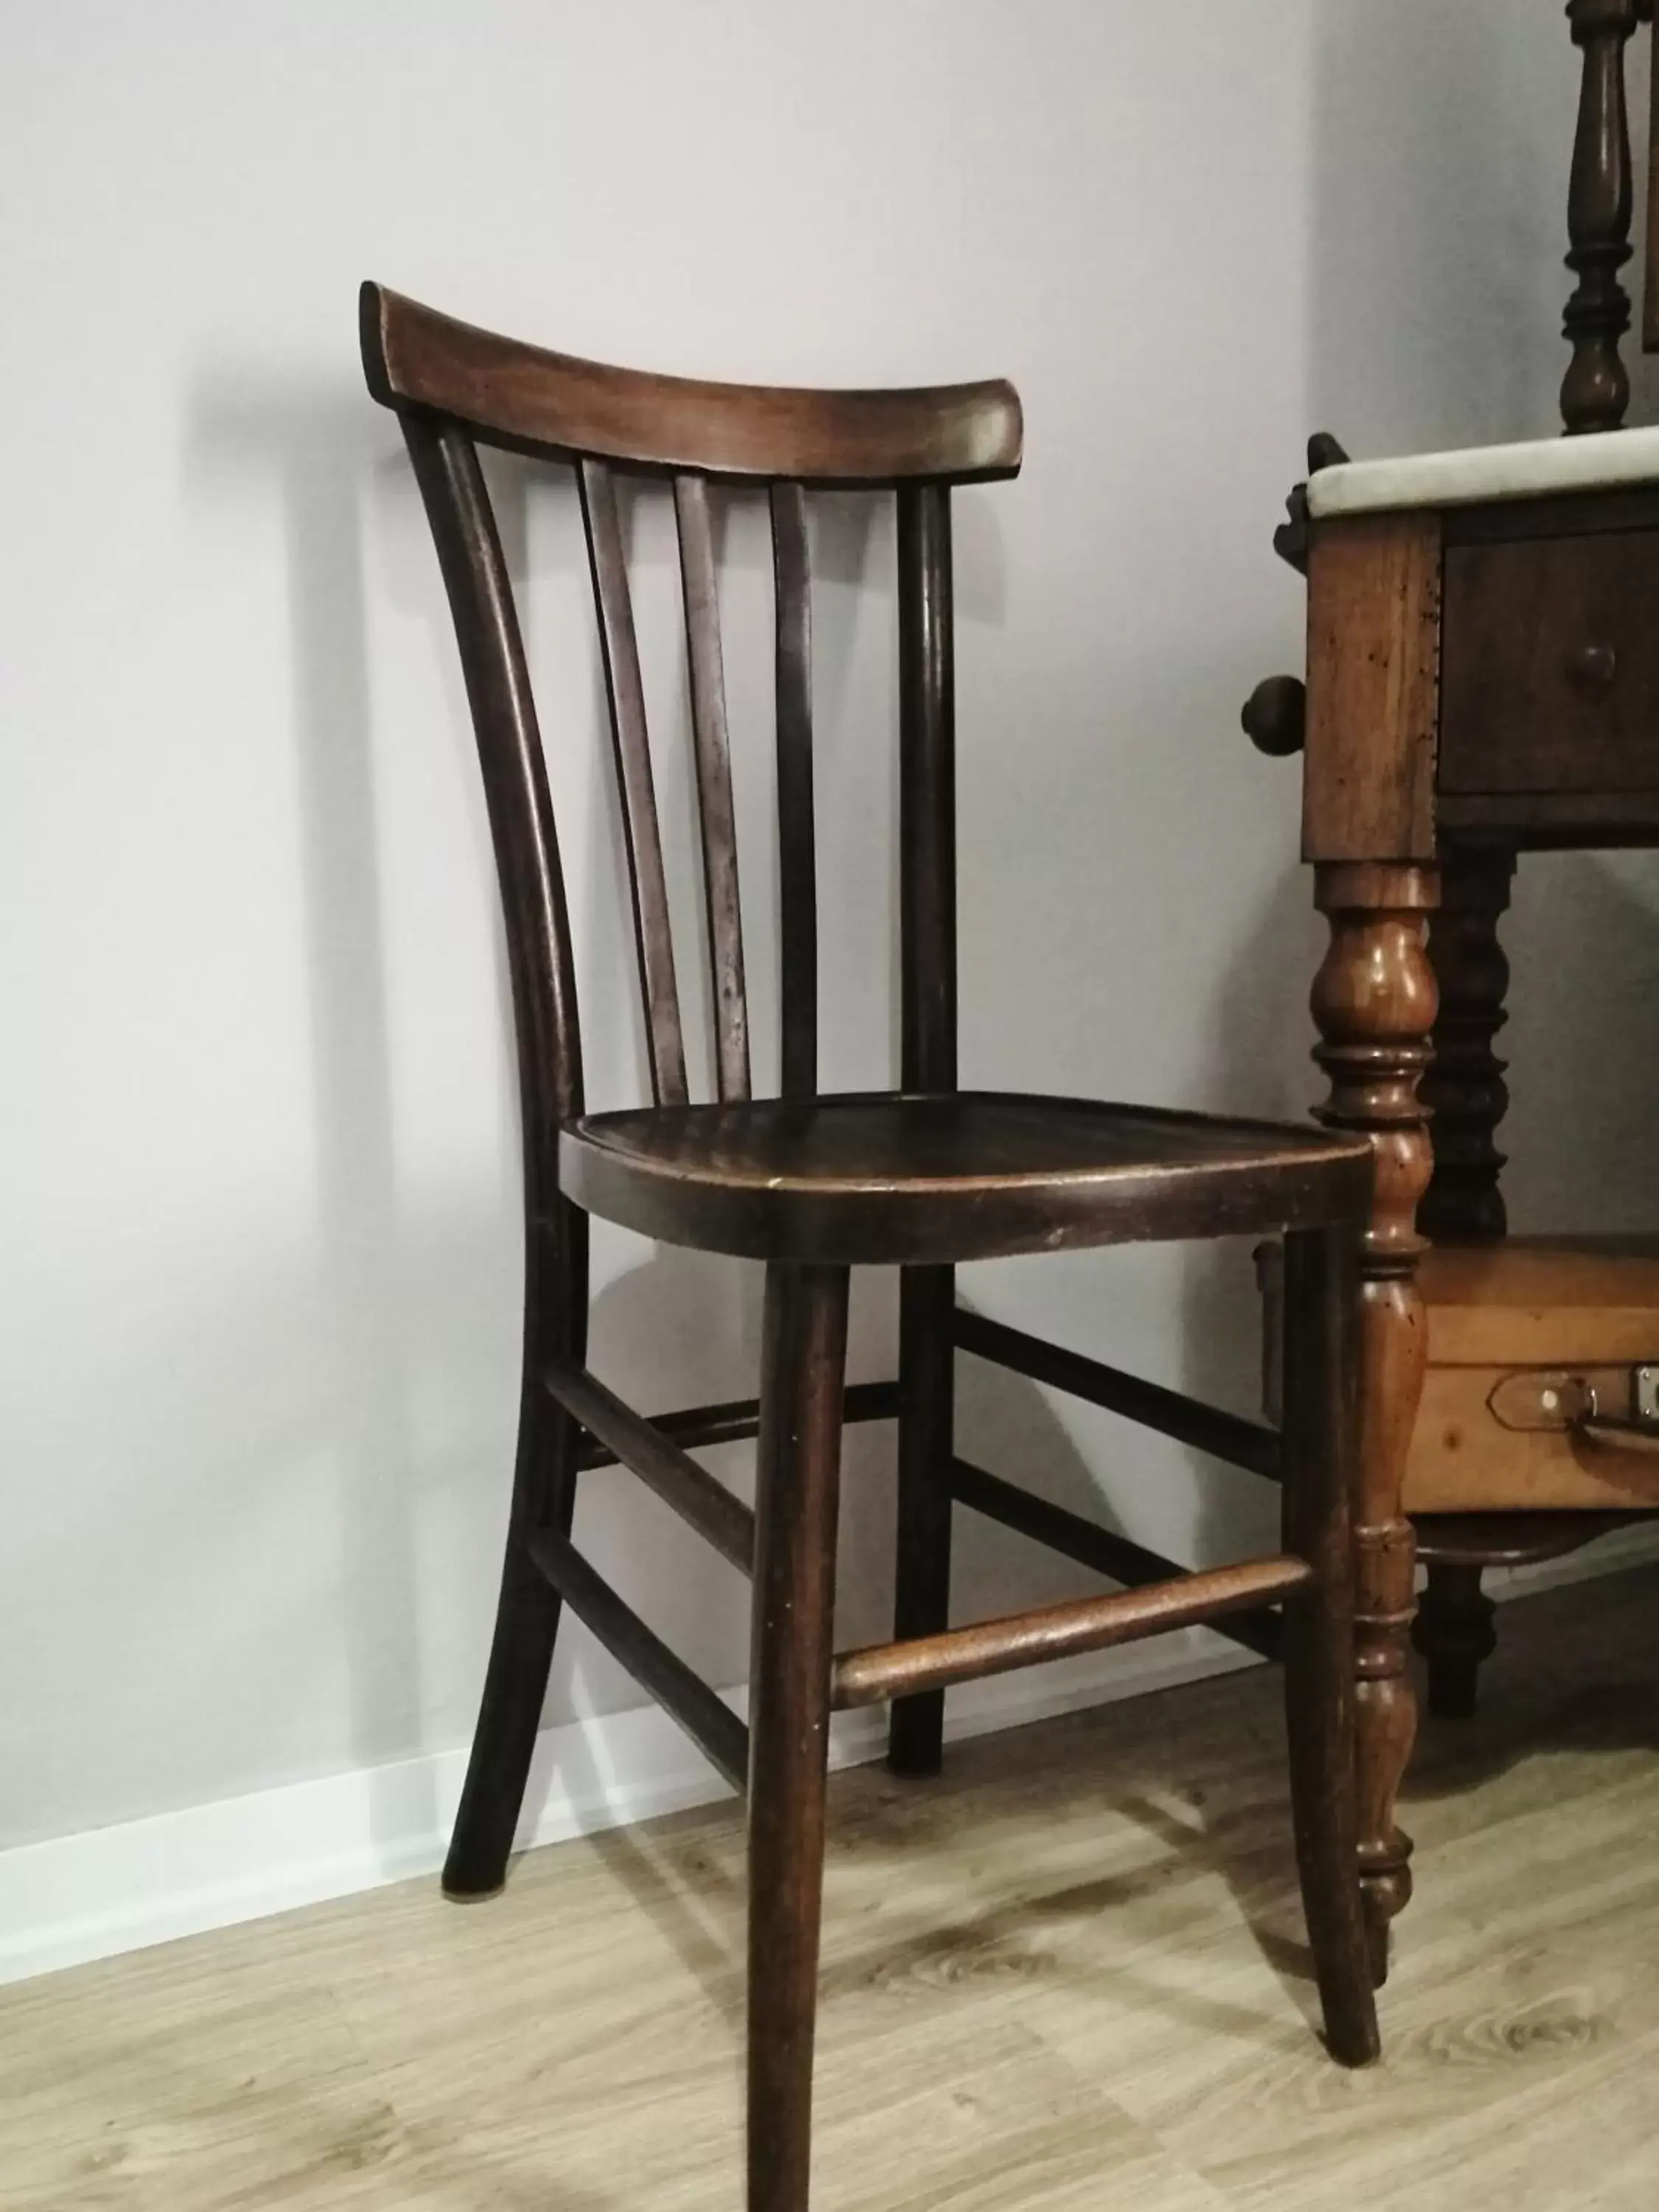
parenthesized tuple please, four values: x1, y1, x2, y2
(1565, 640, 1618, 692)
(1241, 673, 1306, 756)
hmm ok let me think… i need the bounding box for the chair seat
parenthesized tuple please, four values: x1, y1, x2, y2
(559, 1089, 1371, 1265)
(1305, 421, 1659, 520)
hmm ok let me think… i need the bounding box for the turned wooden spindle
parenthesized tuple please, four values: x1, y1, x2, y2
(1312, 860, 1439, 1985)
(1561, 0, 1643, 434)
(1413, 1560, 1498, 1721)
(1419, 846, 1514, 1245)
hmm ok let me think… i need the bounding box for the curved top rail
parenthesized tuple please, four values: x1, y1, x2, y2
(361, 282, 1022, 485)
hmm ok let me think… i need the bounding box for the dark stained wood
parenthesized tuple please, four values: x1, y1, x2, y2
(394, 418, 585, 1137)
(362, 283, 1023, 486)
(955, 1307, 1282, 1479)
(770, 481, 817, 1097)
(897, 484, 958, 1093)
(1312, 859, 1439, 1985)
(560, 1091, 1373, 1267)
(1442, 484, 1659, 546)
(395, 415, 593, 1902)
(1419, 846, 1514, 1244)
(1303, 512, 1441, 864)
(1411, 1561, 1497, 1720)
(1413, 1514, 1644, 1720)
(832, 1555, 1315, 1709)
(1414, 1508, 1642, 1569)
(529, 1531, 748, 1791)
(1242, 672, 1307, 757)
(572, 1378, 900, 1470)
(1436, 787, 1659, 843)
(545, 1357, 756, 1574)
(888, 1265, 955, 1775)
(674, 472, 751, 1102)
(370, 293, 1387, 2199)
(1439, 528, 1659, 795)
(1561, 0, 1642, 431)
(580, 457, 689, 1107)
(748, 1263, 848, 2212)
(951, 1456, 1285, 1663)
(1279, 1224, 1381, 2062)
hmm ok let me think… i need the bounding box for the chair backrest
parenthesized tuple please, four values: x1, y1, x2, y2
(361, 282, 1022, 1197)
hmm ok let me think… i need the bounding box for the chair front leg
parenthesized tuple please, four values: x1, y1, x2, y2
(748, 1262, 850, 2212)
(1281, 1222, 1380, 2067)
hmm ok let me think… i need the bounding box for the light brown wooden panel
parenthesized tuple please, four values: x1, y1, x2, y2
(1420, 1236, 1659, 1366)
(1303, 512, 1441, 862)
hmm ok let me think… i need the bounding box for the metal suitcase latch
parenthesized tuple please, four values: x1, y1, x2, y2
(1487, 1363, 1659, 1441)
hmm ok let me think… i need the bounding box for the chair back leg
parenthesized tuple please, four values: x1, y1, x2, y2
(888, 1263, 956, 1775)
(443, 1225, 589, 1898)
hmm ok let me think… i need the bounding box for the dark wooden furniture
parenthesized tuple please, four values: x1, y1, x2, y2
(364, 284, 1380, 2210)
(1242, 0, 1659, 1984)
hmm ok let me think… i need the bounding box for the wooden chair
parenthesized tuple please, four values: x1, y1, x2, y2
(361, 281, 1380, 2211)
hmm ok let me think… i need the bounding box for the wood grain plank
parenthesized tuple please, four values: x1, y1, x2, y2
(7, 1567, 1659, 2210)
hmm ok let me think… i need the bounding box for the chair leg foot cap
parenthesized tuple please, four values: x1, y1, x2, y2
(442, 1879, 507, 1904)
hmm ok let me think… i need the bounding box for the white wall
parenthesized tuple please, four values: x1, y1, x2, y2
(5, 0, 1659, 1888)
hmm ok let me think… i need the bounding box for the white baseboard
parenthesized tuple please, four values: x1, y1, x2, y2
(4, 1523, 1655, 1990)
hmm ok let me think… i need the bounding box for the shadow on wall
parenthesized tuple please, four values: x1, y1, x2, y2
(185, 374, 451, 1856)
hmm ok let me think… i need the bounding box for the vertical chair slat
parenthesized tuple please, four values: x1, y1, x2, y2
(580, 456, 689, 1107)
(897, 482, 957, 1091)
(770, 480, 818, 1097)
(673, 473, 751, 1102)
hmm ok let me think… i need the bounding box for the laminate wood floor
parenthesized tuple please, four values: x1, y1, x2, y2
(5, 1564, 1658, 2211)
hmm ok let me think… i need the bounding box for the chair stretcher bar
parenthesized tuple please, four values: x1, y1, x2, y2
(954, 1309, 1281, 1481)
(830, 1554, 1312, 1710)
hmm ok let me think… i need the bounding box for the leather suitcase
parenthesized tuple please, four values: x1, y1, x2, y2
(1405, 1237, 1659, 1512)
(1261, 1236, 1659, 1512)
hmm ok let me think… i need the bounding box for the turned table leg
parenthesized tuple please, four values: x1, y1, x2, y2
(1312, 860, 1439, 1985)
(1413, 1561, 1497, 1719)
(1419, 844, 1514, 1245)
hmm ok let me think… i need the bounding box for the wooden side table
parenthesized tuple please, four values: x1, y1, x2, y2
(1241, 0, 1659, 1984)
(1249, 431, 1659, 1980)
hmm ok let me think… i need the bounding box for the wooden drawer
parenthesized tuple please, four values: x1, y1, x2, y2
(1439, 528, 1659, 793)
